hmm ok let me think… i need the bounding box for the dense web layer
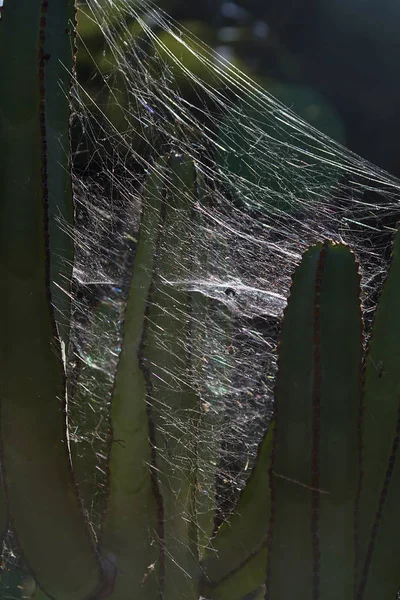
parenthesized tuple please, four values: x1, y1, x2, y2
(69, 0, 400, 526)
(2, 0, 400, 597)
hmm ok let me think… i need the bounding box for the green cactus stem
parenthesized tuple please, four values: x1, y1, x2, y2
(194, 299, 231, 554)
(44, 0, 75, 347)
(0, 2, 103, 598)
(357, 227, 400, 600)
(190, 171, 232, 554)
(202, 425, 273, 600)
(142, 154, 201, 600)
(100, 157, 168, 599)
(0, 477, 8, 552)
(205, 551, 267, 600)
(267, 242, 362, 600)
(69, 296, 120, 532)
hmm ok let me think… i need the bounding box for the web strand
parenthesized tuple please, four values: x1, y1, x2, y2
(2, 0, 400, 596)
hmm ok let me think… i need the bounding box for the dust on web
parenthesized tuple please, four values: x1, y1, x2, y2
(69, 0, 400, 537)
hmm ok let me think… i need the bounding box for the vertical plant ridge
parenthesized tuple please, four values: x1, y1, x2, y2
(352, 248, 366, 599)
(266, 241, 361, 599)
(39, 0, 50, 266)
(354, 371, 365, 588)
(311, 241, 327, 600)
(186, 180, 201, 575)
(0, 0, 10, 554)
(40, 1, 104, 588)
(356, 228, 400, 599)
(142, 360, 166, 600)
(43, 0, 76, 347)
(353, 265, 365, 598)
(317, 243, 362, 600)
(357, 402, 400, 599)
(265, 409, 276, 600)
(100, 157, 169, 599)
(141, 154, 201, 599)
(265, 243, 323, 600)
(0, 2, 103, 597)
(138, 188, 168, 599)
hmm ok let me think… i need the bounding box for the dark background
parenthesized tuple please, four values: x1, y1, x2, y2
(78, 0, 400, 176)
(157, 0, 400, 176)
(158, 0, 400, 176)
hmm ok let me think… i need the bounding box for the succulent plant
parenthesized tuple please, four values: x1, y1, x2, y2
(265, 233, 400, 600)
(2, 2, 400, 600)
(0, 1, 103, 599)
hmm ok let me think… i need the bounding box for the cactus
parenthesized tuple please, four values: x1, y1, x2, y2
(356, 227, 400, 600)
(265, 232, 400, 600)
(267, 242, 363, 599)
(140, 154, 201, 600)
(99, 156, 168, 599)
(202, 425, 273, 600)
(4, 2, 400, 600)
(0, 1, 103, 598)
(99, 154, 236, 599)
(69, 295, 121, 530)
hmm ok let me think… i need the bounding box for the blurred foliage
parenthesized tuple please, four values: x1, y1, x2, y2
(76, 0, 400, 175)
(215, 91, 344, 216)
(76, 2, 251, 129)
(76, 0, 346, 166)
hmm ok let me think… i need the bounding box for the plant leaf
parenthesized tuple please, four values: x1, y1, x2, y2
(204, 550, 267, 600)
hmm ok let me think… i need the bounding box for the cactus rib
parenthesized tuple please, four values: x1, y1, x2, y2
(267, 242, 362, 600)
(357, 227, 400, 600)
(100, 157, 168, 599)
(0, 2, 103, 598)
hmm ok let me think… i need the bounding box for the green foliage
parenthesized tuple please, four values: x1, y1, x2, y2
(202, 427, 272, 599)
(100, 156, 167, 599)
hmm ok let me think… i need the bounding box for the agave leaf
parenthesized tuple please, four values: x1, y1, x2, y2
(100, 157, 169, 599)
(202, 425, 273, 592)
(267, 242, 362, 600)
(143, 154, 201, 599)
(357, 228, 400, 600)
(0, 2, 103, 598)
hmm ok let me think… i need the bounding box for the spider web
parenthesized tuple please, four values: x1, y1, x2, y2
(2, 0, 400, 597)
